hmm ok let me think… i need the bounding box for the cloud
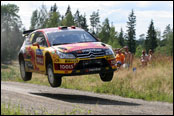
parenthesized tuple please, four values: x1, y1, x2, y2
(136, 1, 152, 8)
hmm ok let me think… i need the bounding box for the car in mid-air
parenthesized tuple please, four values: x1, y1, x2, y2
(18, 26, 117, 87)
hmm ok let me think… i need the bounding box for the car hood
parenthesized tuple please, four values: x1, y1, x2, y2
(51, 42, 110, 53)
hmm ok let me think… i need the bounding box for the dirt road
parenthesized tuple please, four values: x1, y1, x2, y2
(1, 81, 173, 115)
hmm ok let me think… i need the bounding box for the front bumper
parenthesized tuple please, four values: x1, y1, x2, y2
(52, 57, 117, 76)
(55, 66, 117, 76)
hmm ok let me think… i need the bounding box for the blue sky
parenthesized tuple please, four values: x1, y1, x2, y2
(1, 1, 173, 39)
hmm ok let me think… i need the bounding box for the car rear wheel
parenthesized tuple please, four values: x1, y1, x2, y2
(20, 60, 32, 81)
(47, 64, 62, 87)
(99, 71, 113, 82)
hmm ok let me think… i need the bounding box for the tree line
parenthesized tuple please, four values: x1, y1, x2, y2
(1, 4, 24, 62)
(1, 3, 173, 62)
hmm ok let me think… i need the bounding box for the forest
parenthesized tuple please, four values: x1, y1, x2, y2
(1, 3, 173, 63)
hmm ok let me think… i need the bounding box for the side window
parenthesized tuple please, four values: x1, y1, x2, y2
(32, 32, 47, 47)
(25, 33, 35, 45)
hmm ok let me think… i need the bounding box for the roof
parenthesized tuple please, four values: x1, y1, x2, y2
(37, 26, 84, 33)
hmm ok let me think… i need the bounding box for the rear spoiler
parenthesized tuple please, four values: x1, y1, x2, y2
(22, 29, 35, 37)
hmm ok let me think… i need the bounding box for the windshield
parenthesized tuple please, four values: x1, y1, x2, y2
(47, 30, 97, 46)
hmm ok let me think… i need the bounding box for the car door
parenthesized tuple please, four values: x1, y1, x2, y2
(24, 32, 36, 72)
(31, 31, 47, 73)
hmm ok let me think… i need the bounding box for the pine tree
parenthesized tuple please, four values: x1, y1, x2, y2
(108, 25, 120, 48)
(80, 14, 88, 31)
(90, 10, 100, 35)
(61, 5, 74, 26)
(30, 9, 39, 29)
(118, 28, 125, 47)
(74, 9, 81, 27)
(98, 18, 110, 43)
(126, 9, 136, 53)
(46, 3, 60, 27)
(65, 5, 71, 16)
(145, 20, 158, 52)
(162, 24, 173, 56)
(38, 4, 48, 28)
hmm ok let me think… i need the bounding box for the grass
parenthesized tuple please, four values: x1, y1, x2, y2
(1, 102, 92, 115)
(1, 102, 27, 115)
(1, 55, 173, 103)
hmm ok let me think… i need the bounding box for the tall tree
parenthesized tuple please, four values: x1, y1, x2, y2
(80, 14, 88, 31)
(145, 20, 158, 52)
(30, 4, 48, 29)
(61, 5, 74, 26)
(90, 10, 100, 35)
(74, 9, 81, 27)
(163, 24, 171, 39)
(65, 5, 71, 16)
(74, 10, 88, 30)
(30, 9, 39, 29)
(98, 18, 110, 43)
(108, 25, 120, 48)
(38, 4, 48, 28)
(46, 3, 61, 27)
(1, 4, 23, 62)
(162, 25, 173, 56)
(118, 28, 125, 47)
(126, 9, 136, 53)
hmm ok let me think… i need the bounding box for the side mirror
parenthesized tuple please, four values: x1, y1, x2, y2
(33, 42, 40, 49)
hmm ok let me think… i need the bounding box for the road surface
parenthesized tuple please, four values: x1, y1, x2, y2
(1, 81, 173, 115)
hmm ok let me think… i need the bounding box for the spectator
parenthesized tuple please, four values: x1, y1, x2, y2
(122, 46, 133, 68)
(116, 49, 125, 68)
(140, 50, 148, 67)
(148, 49, 153, 62)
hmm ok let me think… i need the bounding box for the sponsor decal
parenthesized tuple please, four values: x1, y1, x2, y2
(65, 59, 78, 63)
(36, 49, 44, 65)
(27, 47, 39, 71)
(54, 63, 75, 70)
(78, 48, 103, 53)
(59, 64, 74, 70)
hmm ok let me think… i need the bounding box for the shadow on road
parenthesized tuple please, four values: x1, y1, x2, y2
(30, 92, 140, 106)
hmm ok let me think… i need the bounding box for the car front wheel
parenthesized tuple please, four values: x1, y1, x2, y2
(99, 71, 114, 82)
(47, 64, 62, 87)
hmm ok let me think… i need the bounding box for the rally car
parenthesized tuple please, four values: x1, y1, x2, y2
(18, 26, 117, 87)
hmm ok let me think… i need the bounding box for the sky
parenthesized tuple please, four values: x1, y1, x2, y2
(1, 1, 173, 39)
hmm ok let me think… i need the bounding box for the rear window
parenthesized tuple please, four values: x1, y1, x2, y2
(46, 30, 97, 46)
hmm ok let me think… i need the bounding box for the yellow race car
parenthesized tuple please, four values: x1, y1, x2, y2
(18, 26, 117, 87)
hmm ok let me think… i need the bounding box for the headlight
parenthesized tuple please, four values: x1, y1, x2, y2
(105, 49, 114, 55)
(56, 51, 76, 59)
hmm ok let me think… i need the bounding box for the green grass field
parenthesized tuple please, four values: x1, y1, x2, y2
(1, 102, 91, 115)
(1, 55, 173, 103)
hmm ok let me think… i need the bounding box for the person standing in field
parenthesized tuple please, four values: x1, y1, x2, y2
(148, 49, 153, 62)
(140, 50, 148, 67)
(123, 46, 134, 68)
(116, 48, 125, 68)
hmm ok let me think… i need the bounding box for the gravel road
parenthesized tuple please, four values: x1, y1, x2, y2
(1, 81, 173, 115)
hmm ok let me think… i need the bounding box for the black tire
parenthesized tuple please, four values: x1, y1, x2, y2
(99, 71, 114, 82)
(47, 63, 62, 87)
(20, 60, 32, 81)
